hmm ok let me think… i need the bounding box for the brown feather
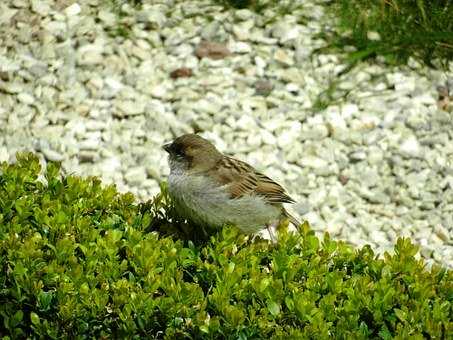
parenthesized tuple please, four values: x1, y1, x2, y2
(208, 156, 296, 205)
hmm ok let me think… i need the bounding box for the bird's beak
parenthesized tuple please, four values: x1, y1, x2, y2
(163, 143, 172, 153)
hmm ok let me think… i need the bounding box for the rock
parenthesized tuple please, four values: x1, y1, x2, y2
(299, 156, 328, 169)
(99, 157, 121, 174)
(399, 136, 421, 158)
(200, 20, 223, 40)
(273, 49, 294, 66)
(78, 150, 98, 163)
(195, 41, 231, 60)
(299, 125, 328, 141)
(234, 9, 254, 21)
(0, 5, 17, 25)
(170, 67, 193, 79)
(105, 78, 124, 92)
(64, 3, 81, 17)
(232, 20, 254, 41)
(260, 130, 276, 145)
(395, 77, 416, 93)
(85, 120, 106, 131)
(341, 103, 359, 118)
(31, 0, 50, 15)
(0, 82, 22, 94)
(98, 10, 116, 26)
(254, 80, 273, 96)
(136, 6, 167, 29)
(42, 148, 64, 162)
(367, 31, 381, 41)
(434, 225, 450, 243)
(124, 167, 147, 186)
(229, 41, 252, 54)
(348, 150, 367, 162)
(78, 138, 100, 151)
(17, 92, 35, 105)
(146, 164, 161, 180)
(148, 84, 169, 99)
(271, 21, 300, 44)
(115, 100, 146, 117)
(0, 147, 9, 162)
(77, 43, 105, 65)
(338, 174, 349, 185)
(367, 191, 391, 204)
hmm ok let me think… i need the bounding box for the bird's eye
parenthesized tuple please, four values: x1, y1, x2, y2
(174, 148, 185, 158)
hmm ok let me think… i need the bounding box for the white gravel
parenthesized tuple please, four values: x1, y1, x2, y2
(0, 0, 452, 267)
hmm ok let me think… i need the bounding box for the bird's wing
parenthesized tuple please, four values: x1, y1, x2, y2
(209, 156, 295, 204)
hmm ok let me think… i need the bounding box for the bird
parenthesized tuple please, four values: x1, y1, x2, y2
(163, 133, 300, 241)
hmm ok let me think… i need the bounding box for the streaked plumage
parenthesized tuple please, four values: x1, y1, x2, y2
(164, 134, 300, 236)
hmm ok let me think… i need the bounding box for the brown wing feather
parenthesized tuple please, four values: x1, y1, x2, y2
(255, 172, 296, 204)
(208, 156, 295, 205)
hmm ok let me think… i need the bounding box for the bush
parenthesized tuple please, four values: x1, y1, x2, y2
(1, 154, 452, 338)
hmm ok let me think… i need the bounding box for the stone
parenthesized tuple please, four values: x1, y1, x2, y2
(229, 41, 252, 54)
(232, 21, 254, 41)
(136, 6, 167, 29)
(271, 21, 300, 44)
(41, 148, 64, 162)
(299, 125, 328, 141)
(170, 67, 193, 79)
(195, 41, 231, 60)
(260, 130, 276, 145)
(17, 92, 35, 105)
(434, 225, 450, 243)
(77, 43, 105, 65)
(115, 100, 146, 117)
(31, 0, 51, 15)
(64, 3, 81, 17)
(348, 150, 367, 162)
(85, 120, 106, 131)
(367, 31, 381, 41)
(299, 156, 328, 169)
(234, 9, 254, 21)
(273, 49, 294, 66)
(0, 145, 8, 162)
(254, 80, 273, 96)
(78, 139, 100, 151)
(0, 5, 17, 25)
(124, 167, 147, 186)
(399, 136, 421, 158)
(78, 150, 98, 163)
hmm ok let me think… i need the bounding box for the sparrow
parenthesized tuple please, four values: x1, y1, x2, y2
(163, 134, 300, 240)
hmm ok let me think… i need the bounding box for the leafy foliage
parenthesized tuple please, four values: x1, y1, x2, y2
(1, 154, 452, 338)
(216, 0, 453, 67)
(320, 0, 453, 67)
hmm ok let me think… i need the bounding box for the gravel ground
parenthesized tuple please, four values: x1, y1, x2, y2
(1, 0, 452, 267)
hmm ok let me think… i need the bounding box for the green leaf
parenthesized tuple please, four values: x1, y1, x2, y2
(30, 312, 40, 326)
(285, 296, 295, 312)
(394, 308, 406, 322)
(11, 310, 23, 327)
(267, 300, 280, 317)
(199, 325, 209, 333)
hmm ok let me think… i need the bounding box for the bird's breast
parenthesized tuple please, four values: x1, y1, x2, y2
(167, 172, 281, 232)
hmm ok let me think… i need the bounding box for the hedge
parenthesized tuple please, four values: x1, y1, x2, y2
(0, 153, 451, 339)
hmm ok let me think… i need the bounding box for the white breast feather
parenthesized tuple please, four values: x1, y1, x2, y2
(168, 172, 281, 233)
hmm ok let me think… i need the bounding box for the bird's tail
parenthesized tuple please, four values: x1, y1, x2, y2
(283, 208, 303, 233)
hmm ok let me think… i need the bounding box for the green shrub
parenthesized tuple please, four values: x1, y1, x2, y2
(1, 153, 452, 338)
